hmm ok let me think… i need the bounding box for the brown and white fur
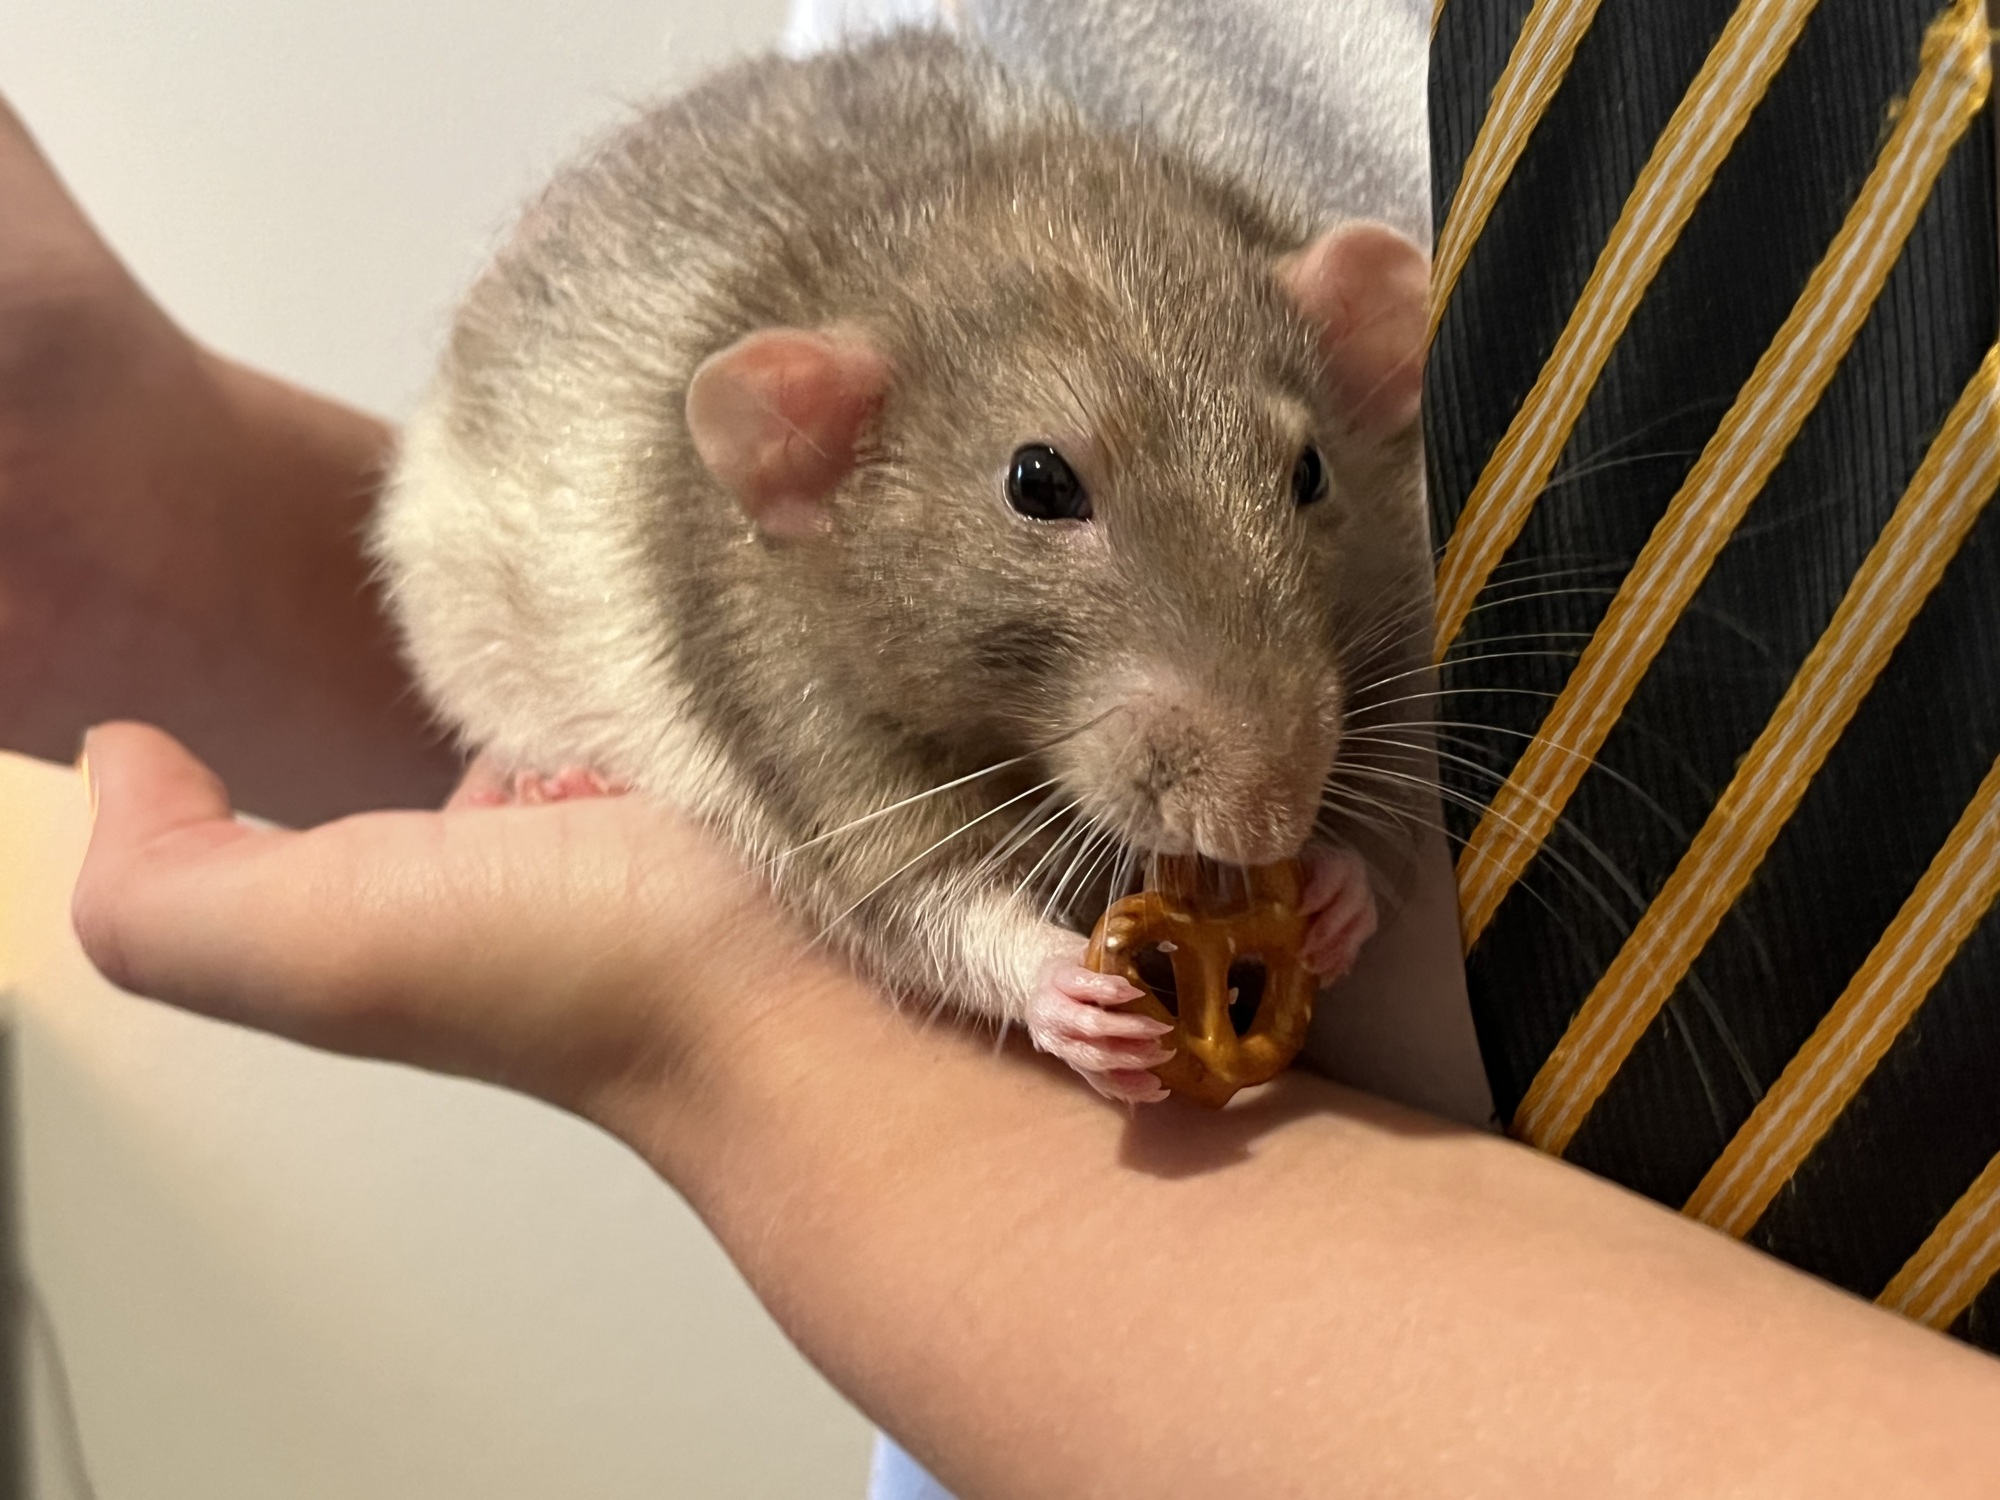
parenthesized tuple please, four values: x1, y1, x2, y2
(372, 31, 1435, 1103)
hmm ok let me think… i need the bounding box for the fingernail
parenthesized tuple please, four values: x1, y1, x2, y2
(76, 728, 99, 823)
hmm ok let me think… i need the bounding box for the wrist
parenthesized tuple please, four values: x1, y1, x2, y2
(561, 831, 881, 1196)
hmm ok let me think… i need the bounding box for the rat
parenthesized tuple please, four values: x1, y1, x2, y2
(370, 29, 1436, 1104)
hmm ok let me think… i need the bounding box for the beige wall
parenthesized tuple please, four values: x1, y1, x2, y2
(2, 2, 872, 1495)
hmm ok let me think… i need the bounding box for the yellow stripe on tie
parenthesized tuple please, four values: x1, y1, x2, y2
(1680, 756, 2000, 1232)
(1515, 350, 2000, 1155)
(1456, 0, 1993, 957)
(1429, 0, 1609, 340)
(1432, 0, 1448, 41)
(1431, 0, 1826, 651)
(1880, 1152, 2000, 1330)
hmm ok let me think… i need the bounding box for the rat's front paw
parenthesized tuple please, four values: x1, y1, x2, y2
(1028, 951, 1175, 1105)
(449, 763, 629, 811)
(511, 767, 626, 805)
(1300, 843, 1378, 981)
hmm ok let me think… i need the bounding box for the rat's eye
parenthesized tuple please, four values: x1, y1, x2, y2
(1292, 445, 1327, 507)
(1006, 444, 1091, 522)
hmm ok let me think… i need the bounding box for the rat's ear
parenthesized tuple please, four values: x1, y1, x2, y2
(685, 327, 892, 538)
(1277, 222, 1429, 440)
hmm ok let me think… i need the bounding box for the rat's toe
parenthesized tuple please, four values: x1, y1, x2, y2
(1028, 953, 1175, 1100)
(1088, 1067, 1173, 1105)
(1046, 961, 1147, 1008)
(511, 766, 627, 805)
(1299, 843, 1379, 978)
(1301, 841, 1372, 914)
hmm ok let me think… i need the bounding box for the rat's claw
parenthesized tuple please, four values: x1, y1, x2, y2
(1028, 954, 1176, 1103)
(510, 766, 627, 805)
(1088, 1069, 1173, 1106)
(1299, 843, 1379, 981)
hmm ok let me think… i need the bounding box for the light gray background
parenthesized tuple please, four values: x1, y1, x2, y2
(3, 2, 876, 1495)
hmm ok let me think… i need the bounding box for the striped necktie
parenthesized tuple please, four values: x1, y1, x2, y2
(1427, 0, 2000, 1348)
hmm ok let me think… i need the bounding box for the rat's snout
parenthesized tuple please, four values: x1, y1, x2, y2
(1073, 667, 1338, 866)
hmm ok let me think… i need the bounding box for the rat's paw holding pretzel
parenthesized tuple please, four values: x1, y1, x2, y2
(1299, 842, 1378, 981)
(1083, 855, 1341, 1107)
(1027, 949, 1176, 1105)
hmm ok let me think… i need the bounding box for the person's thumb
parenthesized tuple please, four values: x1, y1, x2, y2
(82, 717, 237, 839)
(71, 722, 257, 991)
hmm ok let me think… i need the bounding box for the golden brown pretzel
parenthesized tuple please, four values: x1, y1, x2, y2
(1084, 855, 1315, 1107)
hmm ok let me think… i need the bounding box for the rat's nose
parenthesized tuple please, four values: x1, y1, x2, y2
(1180, 768, 1325, 866)
(1128, 673, 1336, 866)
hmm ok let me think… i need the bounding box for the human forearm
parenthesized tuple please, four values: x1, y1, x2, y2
(69, 725, 2000, 1498)
(14, 348, 453, 820)
(155, 350, 460, 820)
(640, 979, 2000, 1500)
(0, 96, 456, 819)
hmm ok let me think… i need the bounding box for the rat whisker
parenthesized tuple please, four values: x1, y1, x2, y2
(1316, 784, 1417, 842)
(983, 786, 1077, 874)
(1457, 588, 1621, 619)
(764, 706, 1124, 867)
(1353, 706, 1722, 823)
(1540, 447, 1702, 491)
(1328, 760, 1651, 944)
(1357, 648, 1591, 701)
(1343, 731, 1691, 847)
(1461, 555, 1631, 591)
(763, 750, 1043, 867)
(1549, 392, 1733, 470)
(1109, 838, 1142, 905)
(1347, 684, 1566, 721)
(1341, 732, 1758, 1122)
(1011, 804, 1088, 909)
(1084, 829, 1131, 912)
(809, 777, 1061, 950)
(1078, 826, 1127, 911)
(1312, 795, 1612, 971)
(1044, 823, 1119, 926)
(1038, 820, 1099, 923)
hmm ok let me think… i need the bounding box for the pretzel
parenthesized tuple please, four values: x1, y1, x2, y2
(1085, 854, 1315, 1107)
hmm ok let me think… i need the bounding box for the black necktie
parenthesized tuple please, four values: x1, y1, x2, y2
(1427, 0, 2000, 1347)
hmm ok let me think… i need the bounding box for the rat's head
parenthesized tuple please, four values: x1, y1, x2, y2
(686, 199, 1427, 869)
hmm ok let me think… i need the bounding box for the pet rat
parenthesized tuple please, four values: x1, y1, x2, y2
(371, 29, 1435, 1104)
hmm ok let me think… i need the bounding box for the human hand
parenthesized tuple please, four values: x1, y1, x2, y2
(0, 96, 455, 820)
(66, 731, 2000, 1500)
(68, 721, 844, 1136)
(0, 96, 214, 754)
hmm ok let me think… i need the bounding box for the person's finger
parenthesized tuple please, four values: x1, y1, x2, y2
(72, 721, 496, 1060)
(70, 721, 365, 1030)
(70, 721, 703, 1093)
(67, 720, 836, 1116)
(72, 721, 263, 991)
(79, 718, 245, 849)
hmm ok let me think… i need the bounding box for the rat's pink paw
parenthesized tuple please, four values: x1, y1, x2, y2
(1299, 843, 1378, 981)
(510, 767, 626, 805)
(1028, 952, 1175, 1104)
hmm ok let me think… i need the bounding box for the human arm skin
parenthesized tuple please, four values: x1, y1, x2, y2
(71, 724, 2000, 1500)
(0, 96, 457, 822)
